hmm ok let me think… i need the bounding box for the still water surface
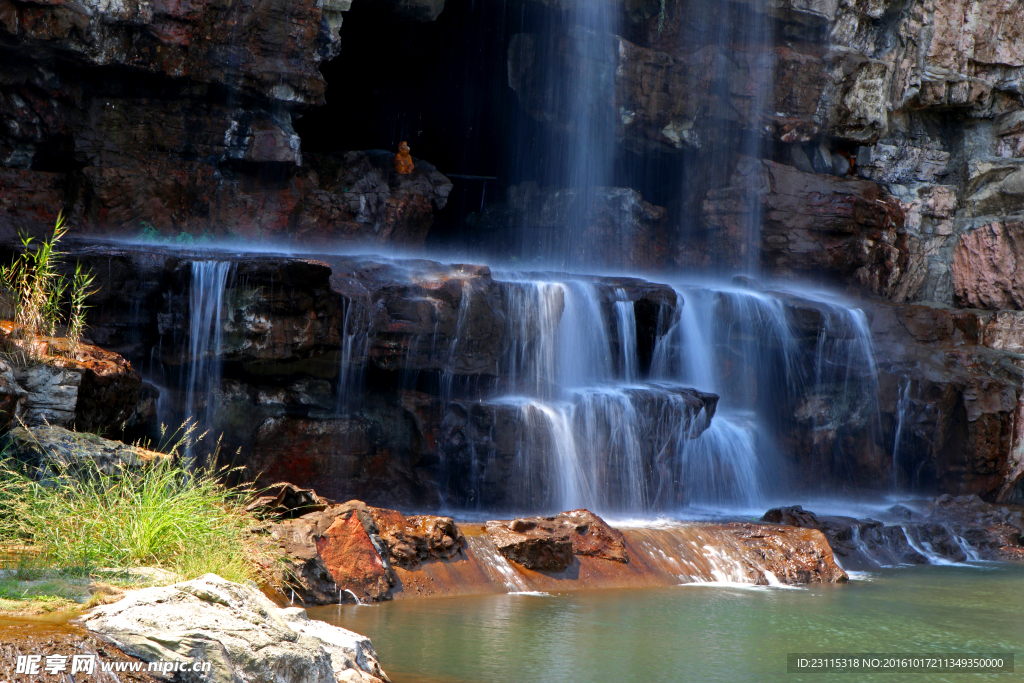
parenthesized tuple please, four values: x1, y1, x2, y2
(312, 564, 1024, 683)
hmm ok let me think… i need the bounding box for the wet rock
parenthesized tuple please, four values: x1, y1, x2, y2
(315, 514, 393, 603)
(761, 505, 821, 528)
(761, 509, 928, 569)
(369, 508, 466, 568)
(485, 517, 576, 571)
(887, 504, 914, 521)
(3, 425, 167, 480)
(926, 494, 1024, 561)
(866, 299, 1024, 501)
(763, 496, 1024, 568)
(469, 182, 669, 270)
(725, 523, 849, 584)
(485, 509, 628, 571)
(267, 501, 395, 605)
(559, 509, 629, 563)
(702, 158, 908, 294)
(83, 574, 390, 683)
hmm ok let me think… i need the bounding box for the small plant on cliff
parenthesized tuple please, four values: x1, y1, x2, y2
(0, 213, 98, 361)
(0, 455, 270, 584)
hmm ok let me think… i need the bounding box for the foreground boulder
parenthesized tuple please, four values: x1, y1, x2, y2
(3, 425, 167, 481)
(83, 574, 389, 683)
(485, 509, 628, 571)
(268, 501, 394, 605)
(724, 523, 849, 584)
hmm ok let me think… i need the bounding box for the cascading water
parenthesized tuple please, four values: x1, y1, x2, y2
(471, 274, 882, 516)
(335, 298, 370, 416)
(182, 261, 233, 459)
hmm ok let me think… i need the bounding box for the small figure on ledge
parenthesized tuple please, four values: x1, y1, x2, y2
(394, 141, 415, 175)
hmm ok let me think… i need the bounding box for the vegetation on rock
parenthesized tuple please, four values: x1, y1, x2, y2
(0, 214, 97, 362)
(0, 433, 276, 601)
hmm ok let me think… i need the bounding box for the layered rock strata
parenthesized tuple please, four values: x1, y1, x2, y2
(65, 246, 723, 508)
(0, 0, 452, 245)
(0, 324, 141, 431)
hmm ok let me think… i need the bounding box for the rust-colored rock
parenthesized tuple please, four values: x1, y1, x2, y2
(485, 517, 576, 571)
(560, 509, 629, 564)
(952, 220, 1024, 310)
(316, 514, 392, 602)
(0, 323, 141, 432)
(370, 507, 466, 568)
(724, 523, 849, 584)
(267, 501, 395, 605)
(485, 509, 629, 571)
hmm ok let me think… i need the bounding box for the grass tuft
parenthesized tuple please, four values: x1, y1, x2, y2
(0, 457, 270, 585)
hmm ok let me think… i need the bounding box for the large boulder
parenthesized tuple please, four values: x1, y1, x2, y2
(82, 574, 389, 683)
(724, 523, 849, 584)
(3, 425, 167, 480)
(267, 501, 395, 605)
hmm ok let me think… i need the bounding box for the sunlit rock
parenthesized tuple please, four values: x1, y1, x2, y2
(83, 573, 390, 683)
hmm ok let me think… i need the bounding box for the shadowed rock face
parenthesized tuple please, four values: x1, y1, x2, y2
(866, 300, 1024, 502)
(0, 0, 452, 246)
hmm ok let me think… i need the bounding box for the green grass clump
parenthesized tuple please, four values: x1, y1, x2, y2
(0, 458, 268, 585)
(0, 212, 97, 361)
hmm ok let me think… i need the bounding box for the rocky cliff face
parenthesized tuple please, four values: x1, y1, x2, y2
(3, 0, 1024, 506)
(508, 0, 1024, 298)
(0, 0, 451, 244)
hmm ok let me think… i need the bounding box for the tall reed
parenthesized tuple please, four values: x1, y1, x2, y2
(0, 212, 97, 361)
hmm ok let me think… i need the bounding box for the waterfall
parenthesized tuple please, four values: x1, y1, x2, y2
(335, 298, 370, 416)
(614, 289, 639, 383)
(891, 379, 913, 490)
(183, 261, 233, 458)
